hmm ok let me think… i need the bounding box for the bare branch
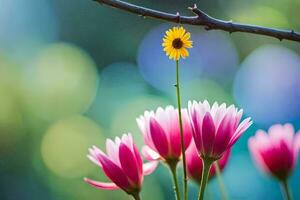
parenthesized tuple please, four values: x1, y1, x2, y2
(93, 0, 300, 42)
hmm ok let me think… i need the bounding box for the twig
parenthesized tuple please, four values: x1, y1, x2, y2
(93, 0, 300, 42)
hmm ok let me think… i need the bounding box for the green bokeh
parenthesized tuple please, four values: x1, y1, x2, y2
(41, 115, 104, 178)
(22, 43, 99, 121)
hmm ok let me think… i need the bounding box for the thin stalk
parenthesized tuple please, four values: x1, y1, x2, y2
(168, 161, 181, 200)
(214, 162, 229, 200)
(280, 180, 293, 200)
(175, 59, 188, 200)
(132, 193, 141, 200)
(198, 159, 213, 200)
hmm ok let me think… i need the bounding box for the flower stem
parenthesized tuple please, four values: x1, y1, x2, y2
(198, 159, 213, 200)
(214, 162, 229, 200)
(175, 60, 188, 200)
(132, 192, 141, 200)
(280, 180, 293, 200)
(168, 161, 181, 200)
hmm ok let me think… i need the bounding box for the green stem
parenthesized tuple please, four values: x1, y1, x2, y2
(198, 159, 213, 200)
(214, 162, 229, 200)
(175, 59, 188, 200)
(280, 180, 293, 200)
(169, 161, 181, 200)
(132, 192, 141, 200)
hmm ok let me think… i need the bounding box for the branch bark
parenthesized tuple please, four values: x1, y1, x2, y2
(93, 0, 300, 42)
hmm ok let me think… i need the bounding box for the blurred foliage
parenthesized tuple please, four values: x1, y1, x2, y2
(0, 0, 300, 199)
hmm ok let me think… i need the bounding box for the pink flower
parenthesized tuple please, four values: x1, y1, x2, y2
(248, 124, 300, 181)
(84, 133, 157, 195)
(188, 100, 252, 160)
(186, 140, 231, 184)
(137, 106, 193, 162)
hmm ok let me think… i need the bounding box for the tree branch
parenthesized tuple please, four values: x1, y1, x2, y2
(93, 0, 300, 42)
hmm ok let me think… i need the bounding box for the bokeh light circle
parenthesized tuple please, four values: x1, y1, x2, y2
(230, 6, 289, 28)
(234, 45, 300, 125)
(41, 115, 104, 178)
(23, 43, 99, 121)
(190, 30, 239, 85)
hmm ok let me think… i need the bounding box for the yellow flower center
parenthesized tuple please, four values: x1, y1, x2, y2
(172, 38, 183, 49)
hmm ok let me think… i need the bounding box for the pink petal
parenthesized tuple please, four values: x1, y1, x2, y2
(278, 140, 294, 172)
(269, 124, 294, 147)
(186, 141, 203, 183)
(133, 143, 143, 175)
(84, 178, 119, 190)
(137, 117, 148, 139)
(293, 132, 300, 163)
(87, 154, 101, 167)
(155, 107, 170, 133)
(98, 153, 131, 191)
(212, 103, 227, 130)
(253, 130, 271, 149)
(182, 109, 193, 149)
(143, 161, 158, 175)
(87, 147, 103, 168)
(201, 112, 216, 157)
(149, 118, 169, 158)
(189, 105, 204, 153)
(168, 109, 182, 157)
(210, 102, 219, 117)
(121, 134, 143, 175)
(248, 137, 271, 174)
(268, 124, 286, 144)
(121, 133, 134, 151)
(137, 111, 156, 150)
(106, 139, 121, 167)
(142, 146, 160, 161)
(119, 143, 141, 185)
(233, 109, 243, 130)
(203, 100, 211, 112)
(212, 113, 234, 158)
(228, 118, 252, 147)
(260, 141, 293, 179)
(282, 124, 294, 144)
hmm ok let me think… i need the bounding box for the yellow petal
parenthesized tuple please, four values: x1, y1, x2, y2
(181, 48, 189, 58)
(183, 32, 191, 40)
(184, 41, 193, 48)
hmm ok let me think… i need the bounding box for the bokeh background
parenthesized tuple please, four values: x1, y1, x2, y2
(1, 0, 300, 199)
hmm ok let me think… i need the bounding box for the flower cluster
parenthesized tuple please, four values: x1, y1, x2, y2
(84, 26, 300, 200)
(84, 101, 252, 199)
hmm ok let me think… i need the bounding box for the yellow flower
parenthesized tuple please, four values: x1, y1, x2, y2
(162, 26, 193, 61)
